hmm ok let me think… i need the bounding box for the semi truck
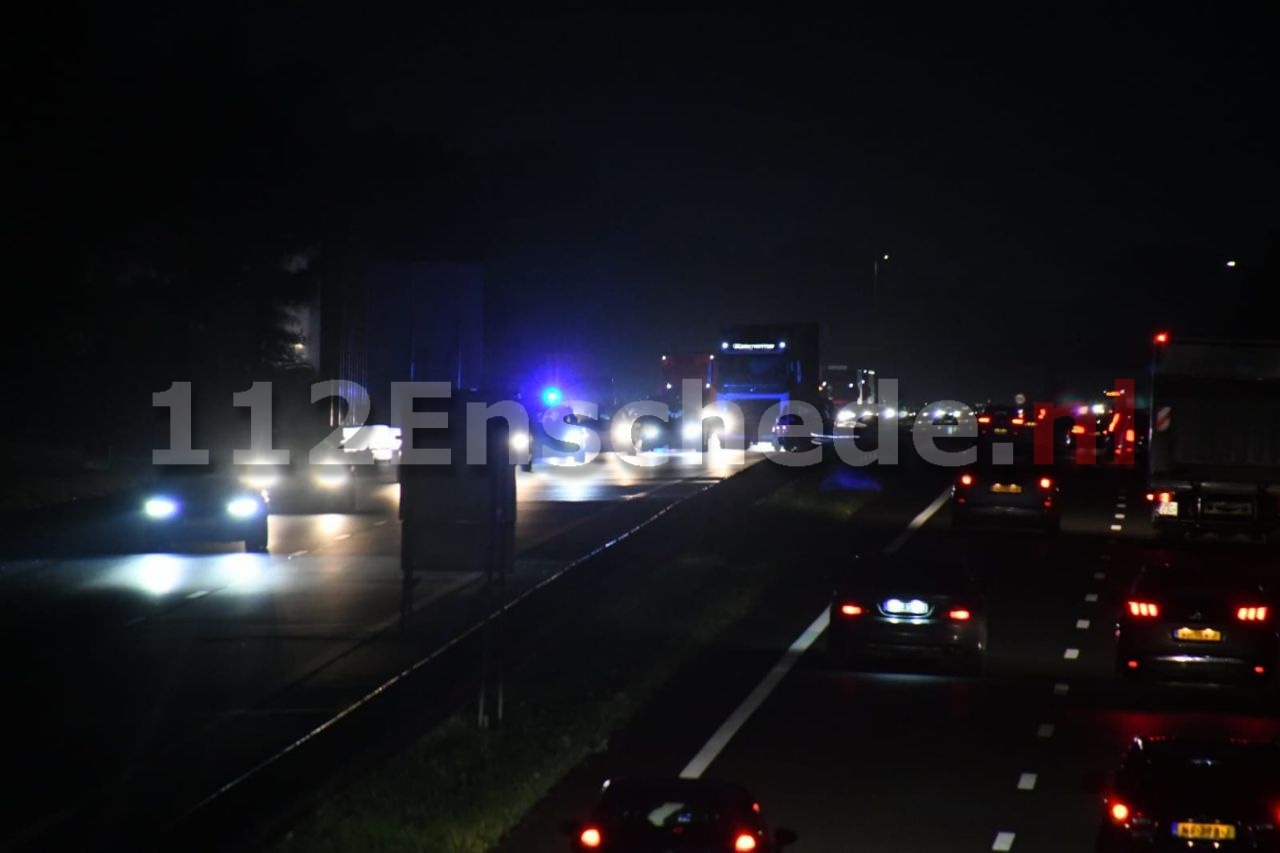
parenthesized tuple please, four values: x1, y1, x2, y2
(710, 323, 828, 450)
(1147, 333, 1280, 541)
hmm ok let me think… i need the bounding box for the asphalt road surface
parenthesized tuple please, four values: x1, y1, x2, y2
(500, 453, 1280, 853)
(0, 449, 756, 852)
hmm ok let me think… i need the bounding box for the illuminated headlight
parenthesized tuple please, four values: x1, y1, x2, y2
(145, 497, 178, 519)
(227, 497, 263, 518)
(934, 409, 945, 419)
(883, 408, 896, 419)
(510, 431, 530, 452)
(372, 448, 394, 461)
(682, 422, 702, 440)
(313, 469, 349, 489)
(241, 472, 279, 490)
(642, 424, 660, 440)
(949, 410, 960, 418)
(861, 409, 874, 418)
(836, 409, 856, 425)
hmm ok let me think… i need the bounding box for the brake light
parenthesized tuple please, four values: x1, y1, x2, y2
(1125, 428, 1135, 443)
(840, 604, 864, 617)
(1154, 331, 1170, 344)
(580, 827, 602, 848)
(1127, 601, 1160, 618)
(1110, 802, 1130, 823)
(1024, 420, 1037, 427)
(1237, 606, 1269, 622)
(948, 609, 972, 621)
(734, 832, 758, 852)
(960, 473, 974, 486)
(1071, 424, 1087, 435)
(1126, 659, 1139, 669)
(1011, 417, 1024, 426)
(977, 416, 992, 424)
(1038, 477, 1053, 489)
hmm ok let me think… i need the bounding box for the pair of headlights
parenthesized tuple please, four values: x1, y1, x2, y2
(144, 497, 263, 519)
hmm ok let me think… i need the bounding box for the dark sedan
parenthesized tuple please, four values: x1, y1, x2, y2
(1096, 736, 1280, 851)
(562, 777, 797, 852)
(1116, 560, 1278, 683)
(140, 471, 270, 552)
(828, 558, 988, 673)
(952, 459, 1061, 533)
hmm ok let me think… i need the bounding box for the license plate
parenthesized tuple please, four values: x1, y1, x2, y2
(1173, 822, 1235, 840)
(1174, 627, 1223, 642)
(991, 484, 1022, 494)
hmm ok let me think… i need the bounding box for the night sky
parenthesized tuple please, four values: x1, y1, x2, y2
(10, 5, 1279, 406)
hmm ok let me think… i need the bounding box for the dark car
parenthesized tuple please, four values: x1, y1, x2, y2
(828, 557, 988, 673)
(238, 460, 357, 513)
(1096, 736, 1280, 852)
(1116, 559, 1278, 683)
(562, 777, 797, 852)
(976, 403, 1032, 439)
(951, 457, 1062, 532)
(140, 470, 270, 552)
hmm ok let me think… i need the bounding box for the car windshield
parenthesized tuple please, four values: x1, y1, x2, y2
(718, 356, 793, 387)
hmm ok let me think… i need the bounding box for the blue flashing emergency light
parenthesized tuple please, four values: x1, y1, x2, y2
(541, 386, 563, 407)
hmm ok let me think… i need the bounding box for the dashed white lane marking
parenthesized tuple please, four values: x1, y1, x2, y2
(1076, 619, 1091, 629)
(373, 520, 388, 527)
(681, 487, 951, 778)
(1117, 502, 1127, 509)
(1110, 524, 1123, 531)
(1037, 723, 1055, 738)
(1094, 571, 1106, 580)
(1017, 773, 1038, 791)
(1064, 648, 1080, 660)
(333, 533, 352, 541)
(186, 589, 211, 600)
(993, 831, 1016, 851)
(1054, 683, 1070, 695)
(1114, 513, 1126, 520)
(1085, 593, 1099, 602)
(289, 550, 309, 558)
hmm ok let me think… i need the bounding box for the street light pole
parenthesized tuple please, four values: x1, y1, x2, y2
(871, 253, 889, 362)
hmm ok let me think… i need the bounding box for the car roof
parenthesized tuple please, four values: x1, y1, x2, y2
(597, 777, 753, 801)
(1123, 736, 1280, 770)
(837, 557, 978, 594)
(1132, 559, 1268, 597)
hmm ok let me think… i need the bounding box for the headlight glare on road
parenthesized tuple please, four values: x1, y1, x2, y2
(145, 497, 178, 519)
(312, 469, 349, 489)
(226, 497, 262, 518)
(241, 472, 279, 490)
(682, 422, 702, 440)
(510, 431, 530, 452)
(642, 424, 659, 439)
(836, 409, 855, 425)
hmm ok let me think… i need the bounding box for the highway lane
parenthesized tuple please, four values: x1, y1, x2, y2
(502, 458, 1280, 853)
(0, 449, 756, 851)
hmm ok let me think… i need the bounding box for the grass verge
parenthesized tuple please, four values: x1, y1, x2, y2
(755, 471, 876, 521)
(274, 546, 785, 853)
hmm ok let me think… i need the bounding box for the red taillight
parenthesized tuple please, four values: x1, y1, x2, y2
(1154, 331, 1170, 344)
(1071, 424, 1087, 435)
(1256, 665, 1267, 675)
(1158, 492, 1172, 504)
(948, 609, 972, 621)
(1110, 802, 1130, 823)
(580, 827, 602, 848)
(1038, 477, 1053, 489)
(1127, 601, 1160, 618)
(960, 473, 974, 486)
(1237, 606, 1270, 622)
(1145, 492, 1155, 502)
(840, 604, 864, 617)
(1024, 420, 1037, 427)
(1011, 417, 1025, 426)
(734, 832, 758, 852)
(977, 416, 992, 424)
(1127, 660, 1139, 669)
(1125, 428, 1135, 443)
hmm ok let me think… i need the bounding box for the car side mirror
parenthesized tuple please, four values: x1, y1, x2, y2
(558, 818, 583, 837)
(775, 827, 799, 847)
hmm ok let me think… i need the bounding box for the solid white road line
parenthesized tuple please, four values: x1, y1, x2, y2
(1064, 648, 1080, 660)
(1037, 723, 1055, 738)
(186, 589, 211, 600)
(993, 831, 1016, 851)
(680, 486, 952, 778)
(289, 550, 309, 558)
(373, 520, 388, 527)
(883, 487, 953, 554)
(679, 608, 829, 779)
(1017, 773, 1038, 791)
(333, 533, 351, 541)
(1054, 683, 1070, 695)
(1085, 593, 1099, 602)
(1076, 619, 1090, 629)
